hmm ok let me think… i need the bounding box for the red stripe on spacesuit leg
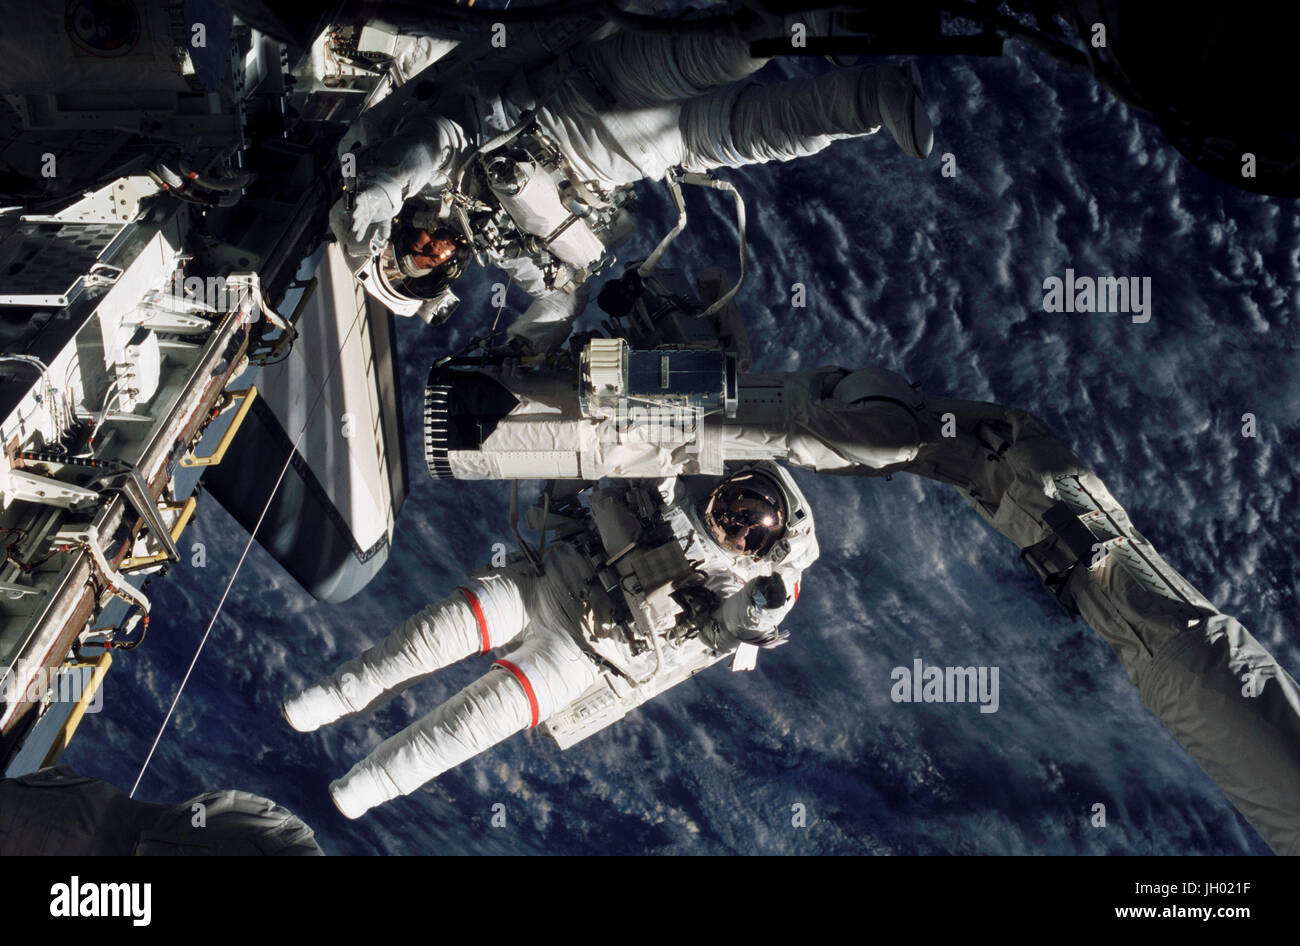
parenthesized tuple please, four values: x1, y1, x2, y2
(458, 586, 492, 653)
(493, 659, 540, 727)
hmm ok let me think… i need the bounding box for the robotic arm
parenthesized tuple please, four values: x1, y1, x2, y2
(816, 368, 1300, 857)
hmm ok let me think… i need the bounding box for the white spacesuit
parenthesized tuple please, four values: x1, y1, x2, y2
(283, 463, 818, 819)
(332, 27, 933, 352)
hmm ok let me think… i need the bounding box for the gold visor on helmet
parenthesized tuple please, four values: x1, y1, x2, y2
(379, 225, 470, 299)
(703, 470, 788, 557)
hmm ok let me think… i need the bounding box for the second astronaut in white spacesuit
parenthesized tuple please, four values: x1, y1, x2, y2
(283, 463, 818, 819)
(332, 26, 934, 352)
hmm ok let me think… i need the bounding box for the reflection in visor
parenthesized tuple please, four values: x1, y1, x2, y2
(403, 229, 459, 273)
(704, 472, 787, 556)
(378, 226, 468, 299)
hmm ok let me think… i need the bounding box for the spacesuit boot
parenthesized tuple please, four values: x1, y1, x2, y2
(865, 61, 934, 160)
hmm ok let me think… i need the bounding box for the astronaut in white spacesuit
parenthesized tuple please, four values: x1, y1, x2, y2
(283, 463, 818, 819)
(331, 25, 934, 352)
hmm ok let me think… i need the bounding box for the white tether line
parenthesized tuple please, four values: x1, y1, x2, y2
(129, 290, 366, 797)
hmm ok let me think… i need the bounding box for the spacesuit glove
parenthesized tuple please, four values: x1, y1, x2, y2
(752, 574, 788, 610)
(499, 333, 554, 365)
(500, 334, 534, 358)
(328, 185, 399, 259)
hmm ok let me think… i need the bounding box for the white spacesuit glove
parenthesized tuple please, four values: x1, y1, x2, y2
(328, 185, 399, 260)
(747, 574, 792, 648)
(720, 572, 796, 649)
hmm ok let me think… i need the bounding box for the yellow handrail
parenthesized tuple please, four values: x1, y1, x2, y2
(121, 496, 198, 571)
(181, 386, 258, 468)
(41, 651, 113, 768)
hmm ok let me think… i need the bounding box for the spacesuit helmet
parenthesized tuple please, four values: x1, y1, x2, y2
(702, 469, 788, 558)
(380, 222, 471, 297)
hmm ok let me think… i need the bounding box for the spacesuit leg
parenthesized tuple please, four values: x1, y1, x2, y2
(679, 63, 934, 167)
(328, 630, 599, 818)
(487, 250, 592, 354)
(282, 562, 537, 732)
(566, 30, 764, 108)
(777, 367, 1300, 854)
(506, 283, 591, 355)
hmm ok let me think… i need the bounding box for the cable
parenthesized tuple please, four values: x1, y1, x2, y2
(128, 288, 367, 798)
(86, 379, 125, 448)
(0, 353, 84, 449)
(681, 174, 746, 319)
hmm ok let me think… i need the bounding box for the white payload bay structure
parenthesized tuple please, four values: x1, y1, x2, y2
(0, 189, 255, 768)
(0, 6, 410, 783)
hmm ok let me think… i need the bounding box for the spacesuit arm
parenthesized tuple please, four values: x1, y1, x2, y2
(363, 114, 467, 208)
(330, 114, 469, 256)
(715, 571, 798, 648)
